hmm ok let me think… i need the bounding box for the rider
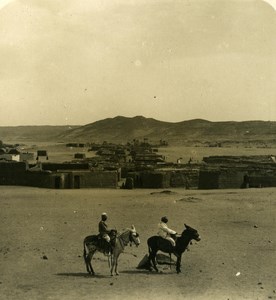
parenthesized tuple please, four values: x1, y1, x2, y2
(98, 212, 113, 255)
(157, 216, 177, 247)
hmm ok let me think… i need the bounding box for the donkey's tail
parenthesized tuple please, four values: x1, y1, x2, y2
(147, 238, 153, 255)
(83, 239, 87, 261)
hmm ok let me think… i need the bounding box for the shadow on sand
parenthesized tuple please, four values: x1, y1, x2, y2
(56, 272, 111, 279)
(120, 269, 172, 276)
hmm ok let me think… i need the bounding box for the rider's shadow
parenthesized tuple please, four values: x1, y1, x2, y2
(56, 273, 111, 278)
(120, 269, 172, 276)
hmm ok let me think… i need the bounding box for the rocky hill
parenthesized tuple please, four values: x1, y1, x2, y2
(1, 116, 276, 146)
(56, 116, 276, 146)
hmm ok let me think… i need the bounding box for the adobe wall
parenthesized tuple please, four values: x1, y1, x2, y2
(247, 169, 276, 187)
(0, 162, 28, 186)
(0, 161, 118, 189)
(199, 168, 247, 189)
(25, 171, 56, 188)
(198, 170, 220, 189)
(170, 169, 199, 189)
(199, 167, 276, 189)
(42, 163, 89, 171)
(218, 170, 245, 189)
(140, 172, 171, 188)
(65, 171, 118, 188)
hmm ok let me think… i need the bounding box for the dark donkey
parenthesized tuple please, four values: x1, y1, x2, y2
(147, 224, 201, 274)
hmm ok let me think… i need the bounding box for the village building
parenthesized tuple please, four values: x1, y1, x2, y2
(74, 153, 86, 160)
(36, 150, 49, 162)
(0, 161, 119, 189)
(1, 138, 276, 190)
(0, 148, 21, 162)
(198, 155, 276, 189)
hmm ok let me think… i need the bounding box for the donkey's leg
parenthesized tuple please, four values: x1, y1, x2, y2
(110, 251, 120, 276)
(110, 254, 116, 276)
(150, 251, 159, 272)
(176, 255, 182, 274)
(87, 250, 96, 275)
(153, 252, 159, 272)
(147, 249, 155, 271)
(83, 244, 90, 274)
(114, 253, 121, 276)
(84, 253, 90, 274)
(147, 252, 152, 270)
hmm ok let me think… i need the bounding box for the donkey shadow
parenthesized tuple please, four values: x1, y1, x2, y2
(56, 272, 111, 279)
(120, 269, 172, 276)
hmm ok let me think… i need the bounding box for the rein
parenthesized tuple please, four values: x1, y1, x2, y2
(117, 230, 131, 249)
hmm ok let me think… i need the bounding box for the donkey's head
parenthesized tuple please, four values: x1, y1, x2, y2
(183, 224, 201, 242)
(129, 225, 140, 247)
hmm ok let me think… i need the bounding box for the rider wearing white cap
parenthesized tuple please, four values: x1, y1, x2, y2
(99, 212, 111, 243)
(99, 212, 117, 255)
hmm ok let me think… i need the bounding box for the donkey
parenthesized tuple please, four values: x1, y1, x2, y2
(147, 224, 200, 274)
(83, 225, 140, 276)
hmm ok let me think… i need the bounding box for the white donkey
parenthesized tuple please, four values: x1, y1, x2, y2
(83, 225, 140, 276)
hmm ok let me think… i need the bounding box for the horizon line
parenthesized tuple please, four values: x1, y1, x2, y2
(0, 115, 275, 127)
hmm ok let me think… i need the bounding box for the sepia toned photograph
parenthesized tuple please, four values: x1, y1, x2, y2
(0, 0, 276, 299)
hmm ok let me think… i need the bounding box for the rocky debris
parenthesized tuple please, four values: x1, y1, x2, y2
(150, 190, 176, 195)
(137, 253, 176, 270)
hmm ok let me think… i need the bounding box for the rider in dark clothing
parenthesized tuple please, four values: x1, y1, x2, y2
(98, 213, 113, 255)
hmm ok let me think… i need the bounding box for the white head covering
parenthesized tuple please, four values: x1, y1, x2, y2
(101, 212, 107, 216)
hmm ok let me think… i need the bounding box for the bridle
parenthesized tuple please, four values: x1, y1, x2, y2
(129, 231, 140, 247)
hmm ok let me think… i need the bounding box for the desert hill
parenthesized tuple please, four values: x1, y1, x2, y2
(56, 116, 276, 146)
(1, 116, 276, 146)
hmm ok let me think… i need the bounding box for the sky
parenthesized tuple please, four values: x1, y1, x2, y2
(0, 0, 275, 126)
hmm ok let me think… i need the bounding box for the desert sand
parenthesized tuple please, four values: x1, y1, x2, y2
(0, 186, 275, 300)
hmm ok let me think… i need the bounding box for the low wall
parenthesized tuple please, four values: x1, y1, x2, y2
(170, 169, 199, 189)
(0, 162, 28, 185)
(60, 171, 118, 188)
(127, 171, 171, 188)
(42, 163, 90, 171)
(198, 170, 220, 189)
(0, 161, 118, 189)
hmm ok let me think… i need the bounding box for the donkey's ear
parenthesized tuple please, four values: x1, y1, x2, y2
(184, 223, 188, 228)
(131, 224, 135, 230)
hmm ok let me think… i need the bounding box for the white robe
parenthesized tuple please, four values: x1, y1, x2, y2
(157, 222, 176, 238)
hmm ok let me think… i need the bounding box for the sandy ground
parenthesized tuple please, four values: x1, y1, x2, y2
(0, 186, 276, 300)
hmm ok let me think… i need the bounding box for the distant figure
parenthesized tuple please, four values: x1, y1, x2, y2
(243, 174, 250, 189)
(157, 216, 176, 247)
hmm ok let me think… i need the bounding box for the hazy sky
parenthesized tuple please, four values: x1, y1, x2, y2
(0, 0, 275, 125)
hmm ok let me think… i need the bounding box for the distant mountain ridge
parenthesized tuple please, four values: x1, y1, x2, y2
(1, 116, 276, 145)
(57, 116, 276, 145)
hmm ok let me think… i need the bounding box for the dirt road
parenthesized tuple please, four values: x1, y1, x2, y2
(0, 186, 275, 300)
